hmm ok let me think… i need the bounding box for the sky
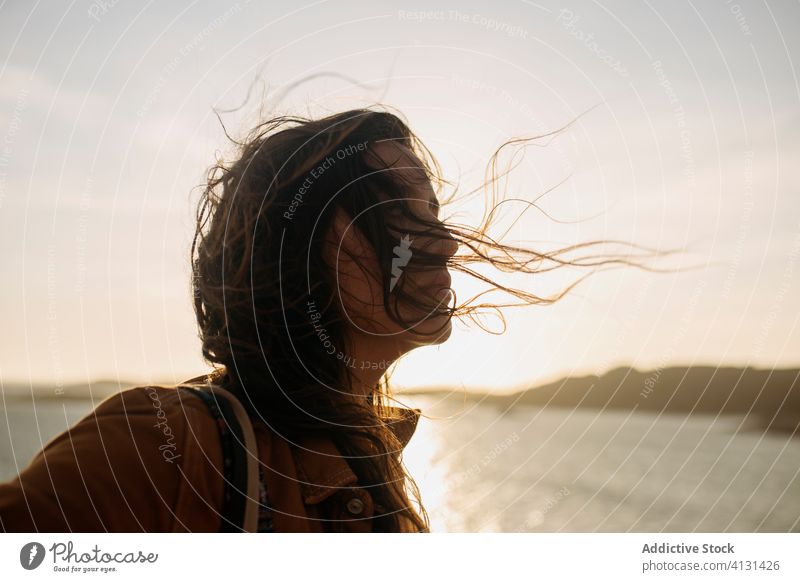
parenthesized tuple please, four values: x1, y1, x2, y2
(1, 0, 798, 392)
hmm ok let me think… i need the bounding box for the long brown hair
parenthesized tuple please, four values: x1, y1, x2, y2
(190, 107, 652, 532)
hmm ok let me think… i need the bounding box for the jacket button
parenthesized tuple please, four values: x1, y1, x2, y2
(346, 497, 365, 515)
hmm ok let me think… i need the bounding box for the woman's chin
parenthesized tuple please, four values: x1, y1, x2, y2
(398, 316, 452, 350)
(424, 315, 453, 345)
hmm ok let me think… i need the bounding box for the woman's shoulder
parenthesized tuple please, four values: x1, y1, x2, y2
(90, 384, 212, 426)
(0, 383, 225, 532)
(95, 383, 219, 443)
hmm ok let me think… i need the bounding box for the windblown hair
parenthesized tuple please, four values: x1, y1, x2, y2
(190, 107, 650, 532)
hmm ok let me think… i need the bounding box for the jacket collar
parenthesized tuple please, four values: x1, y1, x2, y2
(292, 406, 421, 504)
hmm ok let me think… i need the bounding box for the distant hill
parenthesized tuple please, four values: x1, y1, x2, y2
(2, 379, 142, 401)
(4, 367, 799, 433)
(408, 366, 800, 430)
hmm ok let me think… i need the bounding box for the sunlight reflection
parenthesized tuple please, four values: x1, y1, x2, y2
(400, 395, 451, 532)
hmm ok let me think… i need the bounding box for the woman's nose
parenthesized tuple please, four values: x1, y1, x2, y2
(443, 231, 459, 259)
(435, 228, 459, 261)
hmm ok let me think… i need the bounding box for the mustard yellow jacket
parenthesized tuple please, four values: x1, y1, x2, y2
(0, 377, 421, 532)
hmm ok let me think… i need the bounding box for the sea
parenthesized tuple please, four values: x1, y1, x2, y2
(1, 393, 798, 532)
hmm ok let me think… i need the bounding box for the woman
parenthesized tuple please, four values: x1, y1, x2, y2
(0, 108, 638, 532)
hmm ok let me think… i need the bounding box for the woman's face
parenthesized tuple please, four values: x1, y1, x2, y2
(326, 141, 458, 354)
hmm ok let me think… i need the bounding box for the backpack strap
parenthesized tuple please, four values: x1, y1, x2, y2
(181, 385, 260, 532)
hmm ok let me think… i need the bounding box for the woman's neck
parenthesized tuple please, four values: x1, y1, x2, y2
(346, 335, 402, 399)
